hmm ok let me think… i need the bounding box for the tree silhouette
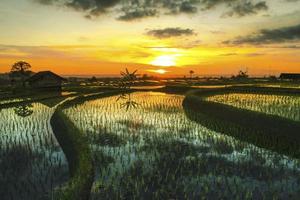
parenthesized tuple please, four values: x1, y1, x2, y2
(189, 70, 194, 79)
(236, 69, 249, 79)
(10, 61, 32, 87)
(119, 68, 137, 87)
(89, 76, 97, 83)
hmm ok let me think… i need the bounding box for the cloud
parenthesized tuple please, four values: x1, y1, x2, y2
(223, 23, 300, 45)
(280, 45, 300, 48)
(219, 53, 238, 56)
(211, 30, 226, 34)
(0, 45, 73, 59)
(34, 0, 271, 21)
(223, 1, 268, 17)
(34, 0, 57, 5)
(245, 53, 265, 57)
(146, 27, 195, 39)
(179, 1, 198, 14)
(118, 8, 157, 21)
(118, 0, 200, 20)
(35, 0, 121, 18)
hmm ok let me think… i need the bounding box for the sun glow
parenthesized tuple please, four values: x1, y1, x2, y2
(151, 55, 176, 67)
(147, 69, 168, 74)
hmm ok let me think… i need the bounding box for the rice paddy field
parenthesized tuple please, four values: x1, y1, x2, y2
(0, 103, 69, 199)
(206, 93, 300, 121)
(63, 92, 300, 199)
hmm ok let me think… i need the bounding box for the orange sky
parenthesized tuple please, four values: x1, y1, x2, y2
(0, 0, 300, 77)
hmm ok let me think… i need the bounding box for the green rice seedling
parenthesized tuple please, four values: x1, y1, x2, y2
(206, 93, 300, 121)
(63, 92, 300, 199)
(0, 103, 69, 199)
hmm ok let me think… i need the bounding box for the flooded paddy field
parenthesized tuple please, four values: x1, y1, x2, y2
(0, 103, 69, 199)
(63, 92, 300, 199)
(206, 93, 300, 121)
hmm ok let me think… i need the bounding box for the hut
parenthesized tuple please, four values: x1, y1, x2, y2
(27, 71, 67, 90)
(279, 73, 300, 80)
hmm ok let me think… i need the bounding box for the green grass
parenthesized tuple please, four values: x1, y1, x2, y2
(51, 110, 94, 200)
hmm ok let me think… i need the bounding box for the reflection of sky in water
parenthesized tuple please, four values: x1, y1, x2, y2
(207, 93, 300, 121)
(0, 103, 68, 199)
(64, 92, 300, 198)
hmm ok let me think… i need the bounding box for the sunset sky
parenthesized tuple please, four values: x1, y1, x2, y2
(0, 0, 300, 77)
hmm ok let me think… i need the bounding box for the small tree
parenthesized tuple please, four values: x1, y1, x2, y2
(89, 76, 97, 83)
(189, 70, 195, 79)
(236, 69, 249, 79)
(10, 61, 32, 87)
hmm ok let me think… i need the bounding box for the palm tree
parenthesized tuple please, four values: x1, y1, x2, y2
(119, 68, 138, 89)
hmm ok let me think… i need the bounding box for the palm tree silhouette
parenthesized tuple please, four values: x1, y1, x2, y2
(117, 68, 139, 110)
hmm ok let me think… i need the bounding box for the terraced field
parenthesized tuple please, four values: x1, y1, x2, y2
(63, 92, 300, 199)
(206, 93, 300, 121)
(0, 103, 69, 199)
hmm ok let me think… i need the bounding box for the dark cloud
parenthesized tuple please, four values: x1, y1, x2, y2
(116, 0, 161, 21)
(34, 0, 270, 21)
(223, 1, 268, 17)
(35, 0, 121, 18)
(200, 0, 236, 9)
(224, 23, 300, 45)
(118, 9, 157, 21)
(179, 1, 198, 13)
(119, 0, 200, 18)
(146, 27, 195, 38)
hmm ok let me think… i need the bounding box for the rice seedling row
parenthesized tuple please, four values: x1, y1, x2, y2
(63, 92, 300, 199)
(206, 93, 300, 121)
(0, 103, 69, 200)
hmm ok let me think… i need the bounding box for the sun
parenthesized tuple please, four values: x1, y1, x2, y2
(151, 55, 176, 67)
(147, 69, 168, 74)
(155, 69, 167, 74)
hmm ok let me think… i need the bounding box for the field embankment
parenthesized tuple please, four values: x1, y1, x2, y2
(50, 90, 124, 200)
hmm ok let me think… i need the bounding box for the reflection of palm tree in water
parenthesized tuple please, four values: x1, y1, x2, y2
(117, 68, 139, 111)
(14, 103, 33, 117)
(117, 93, 139, 110)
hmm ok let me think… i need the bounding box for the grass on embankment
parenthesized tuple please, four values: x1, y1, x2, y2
(51, 110, 94, 200)
(183, 89, 300, 159)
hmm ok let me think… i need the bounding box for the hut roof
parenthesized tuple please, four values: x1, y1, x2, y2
(27, 71, 67, 82)
(279, 73, 300, 79)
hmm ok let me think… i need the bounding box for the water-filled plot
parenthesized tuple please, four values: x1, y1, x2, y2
(206, 93, 300, 121)
(0, 103, 69, 199)
(63, 92, 300, 199)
